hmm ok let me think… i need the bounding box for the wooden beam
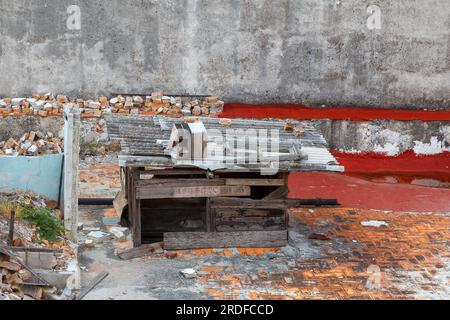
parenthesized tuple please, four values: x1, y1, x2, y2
(118, 243, 163, 260)
(263, 185, 289, 200)
(225, 178, 285, 186)
(205, 198, 212, 232)
(210, 197, 339, 209)
(136, 178, 225, 188)
(129, 168, 142, 247)
(142, 169, 206, 176)
(136, 185, 251, 199)
(164, 230, 287, 250)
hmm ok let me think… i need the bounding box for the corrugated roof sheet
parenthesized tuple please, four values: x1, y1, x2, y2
(105, 115, 344, 172)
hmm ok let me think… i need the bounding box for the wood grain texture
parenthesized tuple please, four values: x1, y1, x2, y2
(210, 197, 339, 209)
(118, 243, 163, 260)
(136, 185, 251, 199)
(136, 178, 225, 188)
(164, 230, 287, 249)
(214, 208, 285, 231)
(225, 178, 285, 186)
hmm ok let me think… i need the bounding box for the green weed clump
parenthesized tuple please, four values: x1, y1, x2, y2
(20, 206, 64, 242)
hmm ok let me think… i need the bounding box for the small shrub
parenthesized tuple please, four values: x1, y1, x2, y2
(21, 206, 64, 242)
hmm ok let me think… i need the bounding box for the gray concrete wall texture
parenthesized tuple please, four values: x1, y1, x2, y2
(0, 0, 449, 109)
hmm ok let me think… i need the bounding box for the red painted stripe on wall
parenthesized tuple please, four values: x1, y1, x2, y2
(221, 103, 450, 121)
(288, 172, 450, 213)
(221, 103, 450, 211)
(332, 151, 450, 178)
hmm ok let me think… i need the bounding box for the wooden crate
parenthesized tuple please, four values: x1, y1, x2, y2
(123, 167, 290, 248)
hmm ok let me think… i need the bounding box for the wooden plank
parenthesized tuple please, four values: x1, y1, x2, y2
(210, 197, 339, 209)
(142, 169, 206, 176)
(210, 207, 217, 232)
(136, 185, 251, 199)
(225, 178, 285, 186)
(263, 185, 289, 200)
(164, 230, 287, 250)
(214, 208, 285, 231)
(129, 168, 142, 247)
(205, 198, 211, 232)
(215, 208, 284, 218)
(136, 178, 225, 188)
(216, 224, 283, 232)
(135, 197, 141, 247)
(117, 243, 163, 260)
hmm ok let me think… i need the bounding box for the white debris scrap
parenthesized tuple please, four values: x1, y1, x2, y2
(180, 268, 197, 279)
(361, 220, 389, 227)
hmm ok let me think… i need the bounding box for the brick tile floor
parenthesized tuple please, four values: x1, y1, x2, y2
(169, 208, 450, 299)
(77, 163, 450, 299)
(79, 164, 121, 198)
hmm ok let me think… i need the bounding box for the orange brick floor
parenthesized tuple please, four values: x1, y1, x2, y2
(169, 208, 450, 299)
(79, 164, 121, 198)
(78, 163, 450, 299)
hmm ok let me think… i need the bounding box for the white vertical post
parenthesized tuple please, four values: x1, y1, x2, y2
(63, 104, 81, 241)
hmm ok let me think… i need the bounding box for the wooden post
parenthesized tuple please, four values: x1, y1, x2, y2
(8, 209, 15, 246)
(133, 168, 142, 247)
(127, 167, 142, 247)
(63, 105, 81, 241)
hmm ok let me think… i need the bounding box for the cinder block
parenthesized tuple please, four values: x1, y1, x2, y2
(22, 252, 57, 270)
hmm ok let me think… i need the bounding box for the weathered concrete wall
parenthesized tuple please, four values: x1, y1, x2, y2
(315, 120, 450, 155)
(0, 116, 64, 140)
(0, 0, 449, 109)
(0, 154, 63, 200)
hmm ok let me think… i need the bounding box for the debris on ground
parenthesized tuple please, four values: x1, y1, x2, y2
(117, 242, 164, 260)
(0, 93, 224, 118)
(180, 268, 197, 279)
(0, 131, 63, 156)
(109, 227, 128, 242)
(0, 192, 75, 300)
(307, 219, 337, 241)
(361, 220, 389, 227)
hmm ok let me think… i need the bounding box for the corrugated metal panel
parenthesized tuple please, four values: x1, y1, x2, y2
(105, 115, 344, 172)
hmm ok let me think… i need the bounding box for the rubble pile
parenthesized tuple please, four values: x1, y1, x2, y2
(0, 192, 75, 300)
(0, 131, 63, 156)
(0, 250, 38, 300)
(0, 93, 224, 118)
(0, 192, 66, 248)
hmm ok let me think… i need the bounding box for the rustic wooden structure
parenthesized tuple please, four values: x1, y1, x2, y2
(106, 115, 343, 249)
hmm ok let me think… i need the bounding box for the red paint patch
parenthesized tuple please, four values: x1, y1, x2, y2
(288, 172, 450, 212)
(220, 103, 450, 121)
(333, 150, 450, 179)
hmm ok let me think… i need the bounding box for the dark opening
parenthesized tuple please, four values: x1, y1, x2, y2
(140, 198, 206, 244)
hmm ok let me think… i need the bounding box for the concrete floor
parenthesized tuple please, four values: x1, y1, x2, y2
(78, 205, 450, 300)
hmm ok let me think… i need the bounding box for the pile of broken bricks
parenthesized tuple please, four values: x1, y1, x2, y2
(0, 192, 78, 300)
(0, 246, 75, 300)
(0, 247, 46, 300)
(0, 131, 64, 156)
(0, 93, 224, 118)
